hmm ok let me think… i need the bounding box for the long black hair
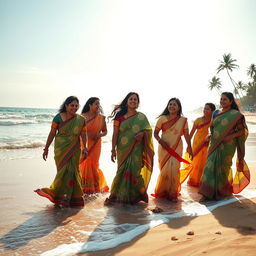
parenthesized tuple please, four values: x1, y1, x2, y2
(221, 92, 240, 111)
(158, 97, 182, 117)
(108, 92, 140, 120)
(59, 96, 79, 113)
(81, 97, 103, 114)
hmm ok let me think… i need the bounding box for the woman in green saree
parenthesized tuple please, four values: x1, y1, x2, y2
(105, 92, 154, 205)
(35, 96, 88, 207)
(199, 92, 250, 200)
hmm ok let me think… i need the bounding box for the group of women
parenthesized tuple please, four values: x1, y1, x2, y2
(34, 91, 250, 207)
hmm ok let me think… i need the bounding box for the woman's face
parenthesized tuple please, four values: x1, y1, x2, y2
(65, 100, 79, 115)
(220, 94, 232, 109)
(127, 94, 139, 109)
(168, 100, 179, 115)
(203, 104, 213, 117)
(90, 99, 100, 113)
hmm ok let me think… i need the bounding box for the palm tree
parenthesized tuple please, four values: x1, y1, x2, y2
(216, 53, 241, 98)
(247, 64, 256, 81)
(233, 87, 239, 98)
(208, 76, 222, 95)
(237, 81, 246, 97)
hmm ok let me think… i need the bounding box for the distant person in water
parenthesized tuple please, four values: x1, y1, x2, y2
(187, 103, 216, 187)
(79, 97, 109, 194)
(199, 92, 250, 201)
(35, 96, 88, 207)
(152, 98, 193, 202)
(105, 92, 154, 205)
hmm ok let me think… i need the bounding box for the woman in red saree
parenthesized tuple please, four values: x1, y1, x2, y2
(153, 98, 193, 202)
(199, 92, 250, 200)
(187, 103, 216, 187)
(105, 92, 154, 205)
(79, 97, 109, 194)
(35, 96, 88, 207)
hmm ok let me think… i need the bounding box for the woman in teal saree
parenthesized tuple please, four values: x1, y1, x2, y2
(35, 96, 88, 207)
(199, 92, 250, 200)
(105, 92, 154, 204)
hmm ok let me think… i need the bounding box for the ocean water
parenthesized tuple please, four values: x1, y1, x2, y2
(1, 106, 255, 161)
(0, 107, 56, 160)
(0, 107, 256, 255)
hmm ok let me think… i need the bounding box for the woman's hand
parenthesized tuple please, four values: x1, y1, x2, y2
(80, 149, 88, 162)
(158, 139, 169, 149)
(111, 149, 116, 163)
(42, 148, 48, 161)
(135, 132, 144, 142)
(223, 134, 233, 143)
(187, 147, 193, 160)
(237, 159, 244, 170)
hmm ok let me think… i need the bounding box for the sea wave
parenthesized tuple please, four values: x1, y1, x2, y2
(0, 113, 54, 119)
(0, 140, 45, 149)
(0, 119, 51, 126)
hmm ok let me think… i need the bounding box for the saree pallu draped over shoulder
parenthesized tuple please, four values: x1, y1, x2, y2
(108, 112, 154, 204)
(199, 109, 250, 199)
(153, 116, 191, 200)
(79, 114, 109, 194)
(35, 115, 85, 207)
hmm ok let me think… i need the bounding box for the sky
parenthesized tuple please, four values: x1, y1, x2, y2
(0, 0, 256, 118)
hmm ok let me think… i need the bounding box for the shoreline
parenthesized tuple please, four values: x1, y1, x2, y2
(85, 197, 256, 256)
(0, 157, 255, 255)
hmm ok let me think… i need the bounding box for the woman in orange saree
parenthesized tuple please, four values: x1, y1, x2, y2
(105, 92, 154, 205)
(153, 98, 193, 202)
(199, 92, 250, 200)
(35, 96, 88, 207)
(187, 103, 216, 187)
(79, 97, 109, 194)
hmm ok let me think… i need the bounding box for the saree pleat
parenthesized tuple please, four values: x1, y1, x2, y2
(35, 115, 85, 207)
(199, 109, 250, 199)
(108, 112, 154, 204)
(79, 114, 109, 194)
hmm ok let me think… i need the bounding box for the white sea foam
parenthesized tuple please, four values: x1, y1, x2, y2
(41, 189, 256, 256)
(0, 140, 45, 149)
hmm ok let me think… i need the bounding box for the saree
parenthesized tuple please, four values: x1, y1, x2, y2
(107, 112, 154, 204)
(153, 116, 190, 200)
(35, 114, 85, 207)
(199, 109, 250, 199)
(79, 114, 109, 194)
(187, 117, 211, 187)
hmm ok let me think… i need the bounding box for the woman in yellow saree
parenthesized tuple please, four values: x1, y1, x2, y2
(105, 92, 154, 205)
(35, 96, 88, 207)
(79, 97, 109, 194)
(187, 103, 216, 187)
(153, 98, 193, 202)
(199, 92, 250, 200)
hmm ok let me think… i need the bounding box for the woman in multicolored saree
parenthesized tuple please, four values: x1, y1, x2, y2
(105, 92, 154, 205)
(35, 96, 88, 207)
(199, 92, 250, 200)
(187, 103, 216, 187)
(153, 98, 193, 202)
(79, 97, 109, 194)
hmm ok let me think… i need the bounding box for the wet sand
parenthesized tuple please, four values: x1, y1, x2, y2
(0, 131, 256, 255)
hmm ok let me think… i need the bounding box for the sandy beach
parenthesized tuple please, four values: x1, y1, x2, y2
(0, 152, 255, 255)
(91, 196, 256, 256)
(0, 112, 255, 256)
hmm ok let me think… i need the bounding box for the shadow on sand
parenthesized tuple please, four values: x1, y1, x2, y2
(0, 206, 81, 250)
